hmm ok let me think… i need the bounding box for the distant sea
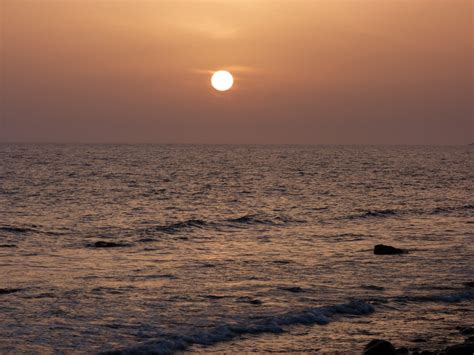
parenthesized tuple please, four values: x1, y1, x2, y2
(0, 144, 472, 353)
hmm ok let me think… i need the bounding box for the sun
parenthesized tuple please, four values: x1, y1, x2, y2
(211, 70, 233, 91)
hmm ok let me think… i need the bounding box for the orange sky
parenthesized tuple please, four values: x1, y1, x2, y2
(1, 0, 472, 144)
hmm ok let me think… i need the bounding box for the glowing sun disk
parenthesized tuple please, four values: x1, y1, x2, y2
(211, 70, 233, 91)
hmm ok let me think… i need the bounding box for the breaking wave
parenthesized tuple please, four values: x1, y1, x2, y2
(104, 300, 374, 354)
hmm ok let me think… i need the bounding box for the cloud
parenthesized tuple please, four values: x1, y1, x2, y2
(191, 66, 258, 75)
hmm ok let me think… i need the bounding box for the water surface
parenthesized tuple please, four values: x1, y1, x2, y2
(0, 145, 472, 353)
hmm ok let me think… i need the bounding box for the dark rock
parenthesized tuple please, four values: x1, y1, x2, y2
(374, 244, 405, 255)
(0, 244, 17, 248)
(272, 260, 292, 264)
(0, 288, 22, 295)
(395, 347, 409, 355)
(88, 241, 130, 248)
(201, 263, 216, 268)
(413, 338, 428, 343)
(443, 343, 474, 355)
(364, 339, 396, 355)
(205, 295, 226, 299)
(459, 327, 474, 335)
(362, 285, 386, 291)
(420, 351, 435, 355)
(464, 282, 474, 288)
(237, 296, 263, 305)
(280, 286, 304, 293)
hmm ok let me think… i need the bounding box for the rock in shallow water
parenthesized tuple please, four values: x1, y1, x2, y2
(237, 296, 262, 305)
(88, 241, 131, 248)
(443, 343, 474, 355)
(364, 339, 396, 355)
(361, 284, 385, 291)
(280, 286, 304, 293)
(394, 347, 409, 355)
(458, 326, 474, 335)
(0, 288, 22, 295)
(374, 244, 405, 255)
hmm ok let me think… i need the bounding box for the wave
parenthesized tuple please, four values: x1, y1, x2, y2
(345, 209, 398, 220)
(0, 225, 68, 236)
(343, 204, 473, 221)
(0, 244, 17, 248)
(103, 300, 374, 355)
(226, 213, 303, 227)
(225, 214, 287, 226)
(325, 233, 369, 243)
(430, 204, 474, 215)
(0, 225, 38, 234)
(226, 214, 265, 224)
(141, 213, 297, 235)
(151, 219, 209, 234)
(392, 290, 474, 304)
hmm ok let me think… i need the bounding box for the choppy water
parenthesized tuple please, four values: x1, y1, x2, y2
(0, 144, 473, 354)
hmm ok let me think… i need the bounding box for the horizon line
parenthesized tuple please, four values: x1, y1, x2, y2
(0, 141, 472, 147)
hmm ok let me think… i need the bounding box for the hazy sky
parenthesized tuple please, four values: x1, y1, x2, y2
(1, 0, 472, 144)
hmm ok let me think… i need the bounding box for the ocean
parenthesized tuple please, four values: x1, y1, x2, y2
(0, 144, 472, 353)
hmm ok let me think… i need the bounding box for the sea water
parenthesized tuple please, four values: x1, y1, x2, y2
(0, 144, 472, 353)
